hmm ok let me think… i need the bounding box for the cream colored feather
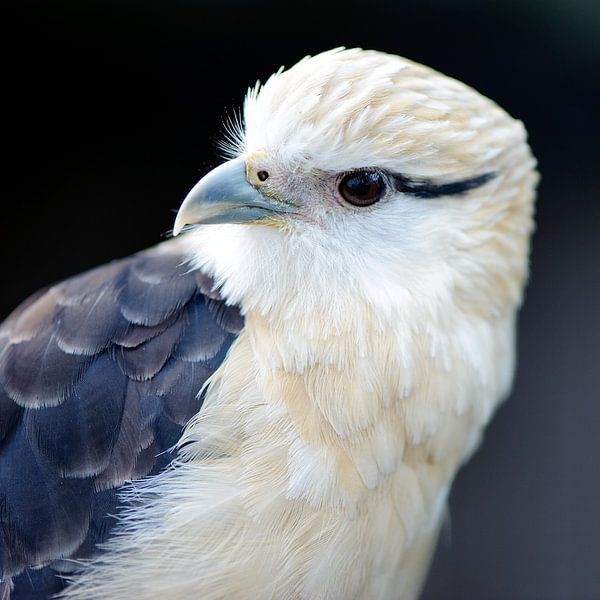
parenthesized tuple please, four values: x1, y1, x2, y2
(62, 48, 537, 600)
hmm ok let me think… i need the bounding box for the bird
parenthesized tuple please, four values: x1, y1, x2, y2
(0, 48, 538, 600)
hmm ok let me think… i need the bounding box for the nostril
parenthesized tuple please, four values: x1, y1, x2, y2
(257, 170, 269, 182)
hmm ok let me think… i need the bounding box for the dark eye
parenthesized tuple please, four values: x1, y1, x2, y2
(338, 170, 385, 206)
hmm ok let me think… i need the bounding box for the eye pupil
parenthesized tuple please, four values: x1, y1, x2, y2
(257, 170, 269, 182)
(339, 171, 384, 206)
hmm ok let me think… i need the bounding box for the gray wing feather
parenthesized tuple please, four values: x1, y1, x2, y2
(0, 241, 243, 598)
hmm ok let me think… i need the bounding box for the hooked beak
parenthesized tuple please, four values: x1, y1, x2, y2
(173, 157, 295, 235)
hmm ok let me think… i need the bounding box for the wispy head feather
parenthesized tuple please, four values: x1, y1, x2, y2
(217, 106, 246, 159)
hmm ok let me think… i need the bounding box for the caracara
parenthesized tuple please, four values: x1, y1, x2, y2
(0, 48, 537, 599)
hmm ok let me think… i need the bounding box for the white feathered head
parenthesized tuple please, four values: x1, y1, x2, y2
(176, 48, 537, 328)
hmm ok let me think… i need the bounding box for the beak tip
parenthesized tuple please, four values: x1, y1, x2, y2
(173, 208, 190, 237)
(172, 220, 183, 237)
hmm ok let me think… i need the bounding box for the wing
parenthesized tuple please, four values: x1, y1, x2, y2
(0, 240, 243, 598)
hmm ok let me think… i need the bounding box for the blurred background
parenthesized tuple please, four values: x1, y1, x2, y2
(3, 1, 599, 598)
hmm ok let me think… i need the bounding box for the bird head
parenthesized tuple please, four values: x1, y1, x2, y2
(175, 48, 537, 335)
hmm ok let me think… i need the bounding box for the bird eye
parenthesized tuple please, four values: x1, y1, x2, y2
(338, 170, 385, 207)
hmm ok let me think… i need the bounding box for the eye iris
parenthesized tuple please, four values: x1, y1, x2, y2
(339, 171, 384, 206)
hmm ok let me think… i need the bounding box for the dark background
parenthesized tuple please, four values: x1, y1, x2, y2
(3, 1, 599, 598)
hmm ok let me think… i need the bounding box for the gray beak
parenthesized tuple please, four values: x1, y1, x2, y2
(173, 157, 295, 235)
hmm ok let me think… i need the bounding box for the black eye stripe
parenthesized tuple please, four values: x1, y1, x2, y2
(335, 169, 496, 204)
(392, 172, 496, 198)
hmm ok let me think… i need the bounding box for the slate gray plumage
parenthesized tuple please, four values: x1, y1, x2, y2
(0, 242, 243, 598)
